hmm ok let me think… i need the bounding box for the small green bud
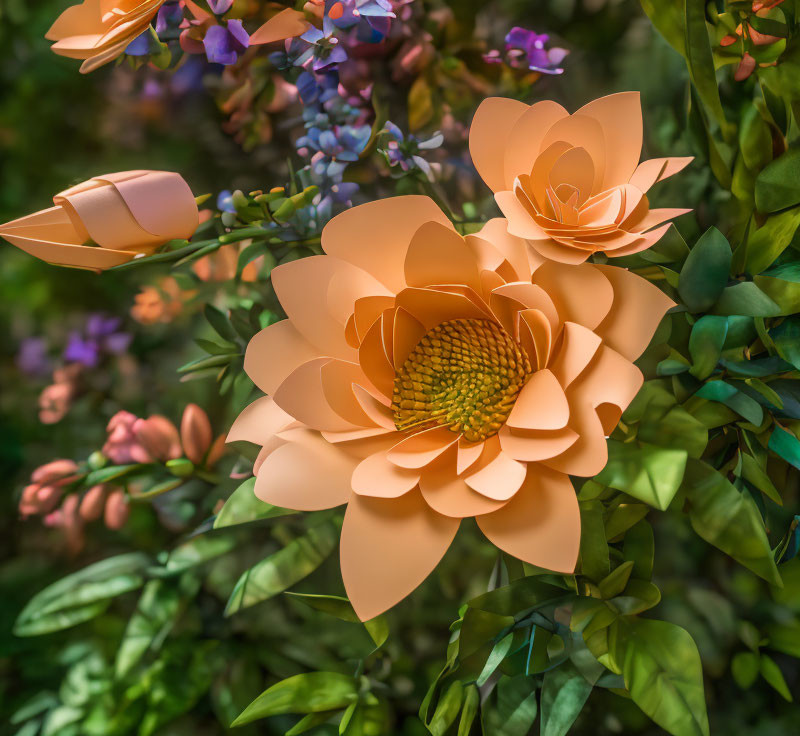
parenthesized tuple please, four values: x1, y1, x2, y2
(88, 451, 108, 470)
(272, 199, 297, 221)
(166, 458, 195, 478)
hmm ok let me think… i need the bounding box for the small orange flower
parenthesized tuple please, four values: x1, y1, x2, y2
(469, 93, 692, 264)
(45, 0, 165, 74)
(228, 196, 674, 620)
(0, 171, 198, 272)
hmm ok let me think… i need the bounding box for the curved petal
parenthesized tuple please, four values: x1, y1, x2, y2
(272, 255, 390, 361)
(628, 157, 693, 193)
(498, 425, 579, 462)
(395, 287, 494, 330)
(576, 92, 643, 190)
(226, 396, 294, 445)
(463, 442, 526, 501)
(254, 428, 355, 510)
(321, 197, 452, 293)
(250, 7, 310, 45)
(548, 322, 602, 389)
(468, 218, 542, 282)
(358, 315, 395, 400)
(477, 466, 580, 573)
(507, 369, 569, 431)
(341, 489, 460, 620)
(496, 191, 550, 241)
(244, 320, 319, 396)
(531, 262, 614, 331)
(388, 426, 460, 469)
(528, 238, 594, 265)
(539, 399, 609, 477)
(593, 265, 675, 361)
(469, 97, 531, 192)
(539, 114, 607, 195)
(503, 100, 569, 187)
(352, 451, 420, 498)
(405, 221, 482, 293)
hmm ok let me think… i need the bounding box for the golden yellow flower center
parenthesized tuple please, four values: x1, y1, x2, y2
(392, 319, 533, 443)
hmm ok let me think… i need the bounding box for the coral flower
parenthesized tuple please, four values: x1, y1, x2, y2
(0, 171, 198, 271)
(45, 0, 165, 73)
(469, 93, 692, 264)
(227, 196, 674, 620)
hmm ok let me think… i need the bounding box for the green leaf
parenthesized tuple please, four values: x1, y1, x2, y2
(285, 592, 389, 649)
(689, 316, 728, 379)
(225, 521, 338, 615)
(678, 228, 732, 313)
(163, 532, 238, 573)
(598, 562, 634, 600)
(613, 618, 709, 736)
(759, 654, 793, 701)
(623, 520, 655, 580)
(683, 459, 782, 586)
(745, 207, 800, 275)
(684, 0, 728, 131)
(540, 661, 593, 736)
(766, 621, 800, 657)
(84, 464, 146, 486)
(755, 262, 800, 314)
(739, 452, 782, 505)
(768, 426, 800, 469)
(427, 681, 463, 736)
(579, 500, 610, 582)
(756, 148, 800, 213)
(14, 553, 150, 637)
(214, 477, 296, 528)
(477, 633, 515, 687)
(457, 685, 480, 736)
(740, 106, 773, 172)
(480, 674, 538, 736)
(771, 316, 800, 370)
(694, 381, 764, 425)
(231, 672, 358, 726)
(711, 282, 781, 317)
(594, 441, 687, 510)
(731, 651, 760, 689)
(204, 304, 239, 342)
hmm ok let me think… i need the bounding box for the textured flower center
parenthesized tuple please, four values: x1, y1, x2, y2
(392, 319, 533, 443)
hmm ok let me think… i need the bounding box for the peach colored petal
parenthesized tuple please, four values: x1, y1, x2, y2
(244, 320, 319, 396)
(321, 360, 382, 427)
(353, 295, 395, 343)
(392, 307, 427, 371)
(271, 255, 389, 361)
(498, 425, 579, 462)
(388, 426, 460, 469)
(628, 157, 693, 193)
(531, 261, 614, 331)
(352, 384, 395, 428)
(352, 451, 420, 498)
(502, 100, 569, 188)
(477, 466, 580, 573)
(469, 97, 531, 192)
(627, 208, 691, 233)
(576, 92, 642, 190)
(568, 345, 643, 435)
(47, 0, 106, 39)
(341, 489, 460, 620)
(549, 147, 595, 205)
(321, 196, 452, 293)
(227, 397, 294, 445)
(593, 265, 675, 361)
(404, 221, 481, 293)
(395, 287, 494, 330)
(507, 369, 569, 431)
(490, 283, 559, 333)
(528, 238, 596, 265)
(273, 358, 361, 432)
(518, 308, 552, 370)
(468, 218, 542, 282)
(463, 442, 527, 501)
(250, 8, 310, 45)
(539, 114, 607, 195)
(527, 142, 573, 209)
(496, 191, 550, 241)
(322, 426, 395, 444)
(540, 399, 609, 477)
(358, 316, 395, 400)
(255, 428, 354, 510)
(457, 437, 484, 474)
(547, 322, 602, 388)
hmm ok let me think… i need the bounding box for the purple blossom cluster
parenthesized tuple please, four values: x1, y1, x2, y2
(484, 27, 568, 75)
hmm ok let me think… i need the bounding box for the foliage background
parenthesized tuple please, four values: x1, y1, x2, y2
(1, 0, 799, 734)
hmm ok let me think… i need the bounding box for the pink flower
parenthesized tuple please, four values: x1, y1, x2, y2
(103, 411, 154, 464)
(134, 415, 182, 461)
(79, 484, 108, 521)
(104, 490, 130, 530)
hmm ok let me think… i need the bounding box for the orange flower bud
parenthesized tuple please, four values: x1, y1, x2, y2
(104, 490, 130, 530)
(31, 459, 78, 486)
(205, 434, 228, 469)
(181, 404, 213, 465)
(79, 484, 107, 521)
(134, 415, 182, 462)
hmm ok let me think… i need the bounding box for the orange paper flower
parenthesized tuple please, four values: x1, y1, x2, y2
(227, 196, 674, 620)
(469, 92, 692, 264)
(0, 171, 198, 271)
(45, 0, 165, 73)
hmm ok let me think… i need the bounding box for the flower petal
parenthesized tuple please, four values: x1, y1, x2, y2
(352, 451, 420, 498)
(226, 396, 294, 444)
(244, 320, 319, 396)
(254, 428, 355, 510)
(469, 97, 531, 192)
(404, 221, 482, 293)
(547, 322, 602, 388)
(477, 465, 580, 573)
(532, 261, 614, 331)
(498, 425, 579, 462)
(341, 489, 460, 620)
(463, 443, 527, 501)
(628, 157, 693, 194)
(388, 425, 460, 468)
(507, 368, 569, 431)
(503, 100, 569, 188)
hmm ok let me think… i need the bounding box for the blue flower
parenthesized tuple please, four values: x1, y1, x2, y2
(204, 20, 250, 66)
(325, 0, 395, 43)
(217, 190, 236, 214)
(379, 121, 443, 180)
(301, 25, 348, 70)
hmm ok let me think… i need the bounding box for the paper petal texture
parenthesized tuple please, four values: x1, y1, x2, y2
(469, 92, 692, 264)
(0, 171, 198, 271)
(46, 0, 165, 73)
(227, 195, 675, 619)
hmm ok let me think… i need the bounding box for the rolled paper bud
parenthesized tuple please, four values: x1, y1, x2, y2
(180, 404, 213, 465)
(104, 489, 130, 530)
(0, 171, 198, 272)
(45, 0, 164, 74)
(134, 415, 182, 462)
(79, 484, 107, 521)
(31, 459, 79, 486)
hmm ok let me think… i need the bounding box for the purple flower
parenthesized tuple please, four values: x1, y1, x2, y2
(204, 20, 250, 66)
(156, 2, 184, 36)
(269, 37, 315, 70)
(125, 30, 152, 56)
(207, 0, 234, 14)
(379, 121, 442, 180)
(17, 338, 51, 378)
(297, 124, 371, 177)
(63, 314, 131, 368)
(301, 26, 348, 70)
(325, 0, 395, 43)
(484, 26, 568, 75)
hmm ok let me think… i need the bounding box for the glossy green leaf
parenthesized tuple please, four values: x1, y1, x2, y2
(759, 655, 792, 701)
(731, 652, 760, 689)
(678, 228, 731, 313)
(214, 477, 296, 529)
(684, 0, 728, 131)
(768, 426, 800, 469)
(595, 441, 687, 510)
(622, 520, 655, 580)
(578, 500, 610, 582)
(740, 106, 773, 172)
(683, 459, 781, 586)
(480, 674, 538, 736)
(225, 521, 338, 615)
(614, 618, 709, 736)
(756, 148, 800, 213)
(745, 207, 800, 275)
(540, 661, 593, 736)
(231, 672, 358, 726)
(689, 316, 728, 379)
(712, 282, 781, 317)
(477, 633, 515, 687)
(162, 531, 238, 573)
(457, 684, 480, 736)
(695, 381, 764, 426)
(428, 681, 463, 736)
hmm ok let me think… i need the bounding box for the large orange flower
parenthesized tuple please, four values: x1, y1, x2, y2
(227, 197, 674, 620)
(45, 0, 164, 73)
(469, 92, 692, 264)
